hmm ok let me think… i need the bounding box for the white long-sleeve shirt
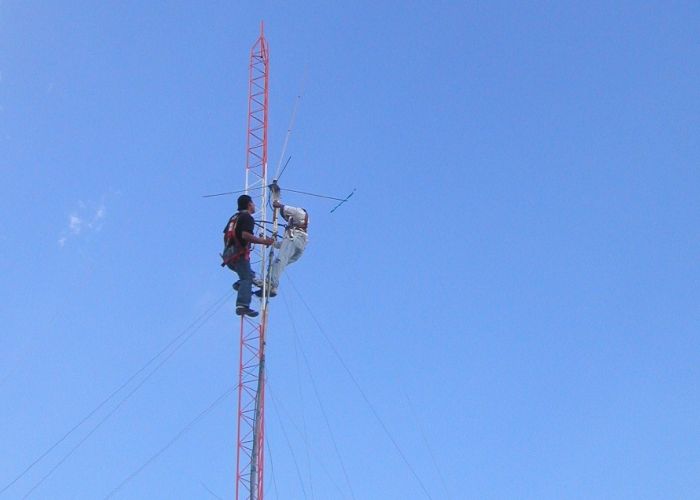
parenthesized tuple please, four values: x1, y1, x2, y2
(280, 205, 308, 235)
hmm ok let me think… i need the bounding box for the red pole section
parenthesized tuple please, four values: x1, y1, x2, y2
(235, 22, 269, 500)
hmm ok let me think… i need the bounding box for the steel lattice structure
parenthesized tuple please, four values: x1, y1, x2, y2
(236, 24, 270, 500)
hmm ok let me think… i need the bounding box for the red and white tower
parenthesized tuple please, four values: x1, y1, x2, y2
(235, 23, 270, 500)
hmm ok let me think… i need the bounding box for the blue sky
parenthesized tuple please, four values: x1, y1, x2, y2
(1, 1, 699, 498)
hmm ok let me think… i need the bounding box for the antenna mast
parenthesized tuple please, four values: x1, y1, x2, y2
(236, 22, 270, 500)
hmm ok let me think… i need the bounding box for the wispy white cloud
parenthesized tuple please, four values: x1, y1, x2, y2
(95, 206, 105, 220)
(69, 214, 83, 234)
(58, 193, 113, 247)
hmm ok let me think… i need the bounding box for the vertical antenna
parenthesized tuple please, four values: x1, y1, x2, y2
(236, 21, 269, 500)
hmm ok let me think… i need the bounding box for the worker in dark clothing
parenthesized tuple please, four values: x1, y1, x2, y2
(223, 194, 273, 317)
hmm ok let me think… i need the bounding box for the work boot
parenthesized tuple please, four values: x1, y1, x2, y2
(232, 281, 240, 291)
(254, 287, 277, 298)
(235, 305, 259, 317)
(252, 277, 264, 288)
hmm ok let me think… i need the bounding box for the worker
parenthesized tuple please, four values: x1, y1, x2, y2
(223, 194, 273, 317)
(263, 199, 308, 297)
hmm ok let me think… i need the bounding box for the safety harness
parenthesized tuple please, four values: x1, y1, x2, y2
(221, 212, 250, 269)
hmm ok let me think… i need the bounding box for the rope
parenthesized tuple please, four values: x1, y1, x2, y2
(405, 392, 452, 499)
(282, 293, 356, 500)
(286, 274, 434, 499)
(292, 316, 315, 500)
(17, 292, 232, 498)
(200, 481, 224, 500)
(267, 379, 309, 499)
(265, 379, 350, 500)
(265, 435, 281, 500)
(103, 385, 237, 499)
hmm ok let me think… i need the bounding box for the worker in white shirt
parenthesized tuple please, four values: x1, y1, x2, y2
(261, 200, 308, 297)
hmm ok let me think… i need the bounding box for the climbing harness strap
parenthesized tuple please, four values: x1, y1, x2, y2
(221, 213, 250, 268)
